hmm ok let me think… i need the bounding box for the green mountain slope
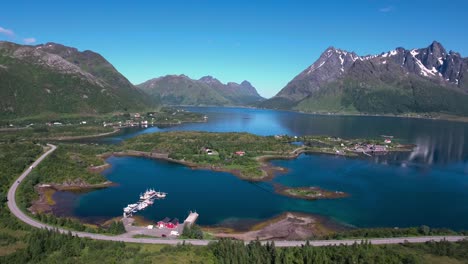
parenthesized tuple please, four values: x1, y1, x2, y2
(0, 41, 155, 119)
(294, 78, 468, 115)
(137, 75, 264, 106)
(137, 75, 230, 106)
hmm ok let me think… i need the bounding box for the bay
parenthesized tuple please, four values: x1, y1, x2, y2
(54, 107, 468, 230)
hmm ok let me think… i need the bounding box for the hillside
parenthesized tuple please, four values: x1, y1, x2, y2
(0, 41, 155, 120)
(137, 75, 264, 106)
(198, 76, 264, 105)
(261, 41, 468, 115)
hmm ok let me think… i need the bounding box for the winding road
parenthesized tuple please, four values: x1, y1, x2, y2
(7, 144, 467, 247)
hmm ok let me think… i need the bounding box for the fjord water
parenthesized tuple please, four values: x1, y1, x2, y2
(57, 107, 468, 230)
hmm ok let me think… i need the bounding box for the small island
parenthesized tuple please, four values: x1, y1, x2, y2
(118, 132, 415, 181)
(275, 185, 349, 200)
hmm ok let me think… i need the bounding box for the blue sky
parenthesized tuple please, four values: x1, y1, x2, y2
(1, 0, 467, 98)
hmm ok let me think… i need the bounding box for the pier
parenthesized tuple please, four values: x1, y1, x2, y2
(184, 211, 199, 227)
(122, 211, 200, 239)
(123, 189, 167, 218)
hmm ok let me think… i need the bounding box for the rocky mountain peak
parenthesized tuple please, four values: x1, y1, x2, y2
(199, 75, 222, 84)
(42, 42, 61, 48)
(319, 46, 359, 61)
(323, 46, 336, 53)
(273, 41, 467, 103)
(276, 46, 363, 100)
(428, 41, 446, 57)
(199, 75, 214, 81)
(449, 50, 461, 57)
(36, 42, 79, 55)
(241, 80, 252, 87)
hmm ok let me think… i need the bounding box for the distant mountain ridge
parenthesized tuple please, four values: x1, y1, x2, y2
(0, 41, 154, 119)
(261, 41, 468, 115)
(137, 74, 264, 106)
(3, 40, 467, 119)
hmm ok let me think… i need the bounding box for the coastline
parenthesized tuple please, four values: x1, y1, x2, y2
(29, 177, 350, 241)
(27, 132, 415, 236)
(98, 142, 413, 183)
(102, 150, 295, 182)
(3, 107, 468, 134)
(49, 128, 121, 141)
(278, 108, 468, 124)
(154, 105, 468, 124)
(30, 181, 116, 214)
(114, 151, 271, 181)
(48, 117, 210, 141)
(28, 148, 350, 234)
(204, 212, 349, 241)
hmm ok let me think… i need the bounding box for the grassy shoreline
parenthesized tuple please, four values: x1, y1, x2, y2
(270, 106, 468, 123)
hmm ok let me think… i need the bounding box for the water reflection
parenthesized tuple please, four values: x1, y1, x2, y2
(272, 111, 468, 165)
(408, 127, 466, 165)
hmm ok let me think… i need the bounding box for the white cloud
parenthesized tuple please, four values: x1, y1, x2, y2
(0, 26, 14, 36)
(0, 26, 36, 44)
(23, 37, 36, 44)
(379, 6, 394, 13)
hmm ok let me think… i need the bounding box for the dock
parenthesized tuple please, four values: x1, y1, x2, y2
(184, 211, 199, 227)
(122, 211, 200, 238)
(123, 189, 167, 218)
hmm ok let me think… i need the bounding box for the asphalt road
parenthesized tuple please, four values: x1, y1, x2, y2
(7, 144, 467, 247)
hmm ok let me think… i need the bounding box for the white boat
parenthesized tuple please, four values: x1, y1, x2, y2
(155, 192, 167, 198)
(137, 202, 148, 210)
(140, 189, 157, 200)
(124, 188, 167, 217)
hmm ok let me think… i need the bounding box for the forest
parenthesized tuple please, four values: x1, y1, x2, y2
(1, 228, 468, 264)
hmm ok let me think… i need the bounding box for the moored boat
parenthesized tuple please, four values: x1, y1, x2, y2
(156, 192, 167, 198)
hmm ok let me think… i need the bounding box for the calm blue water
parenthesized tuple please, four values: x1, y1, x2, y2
(55, 107, 468, 230)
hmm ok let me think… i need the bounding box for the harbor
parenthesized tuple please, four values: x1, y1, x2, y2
(121, 188, 199, 238)
(123, 189, 167, 218)
(122, 211, 199, 238)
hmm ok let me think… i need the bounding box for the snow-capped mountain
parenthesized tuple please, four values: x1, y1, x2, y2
(262, 41, 468, 115)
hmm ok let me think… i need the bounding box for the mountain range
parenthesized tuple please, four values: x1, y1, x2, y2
(0, 41, 154, 119)
(261, 41, 468, 115)
(137, 75, 264, 106)
(0, 41, 264, 120)
(1, 40, 468, 120)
